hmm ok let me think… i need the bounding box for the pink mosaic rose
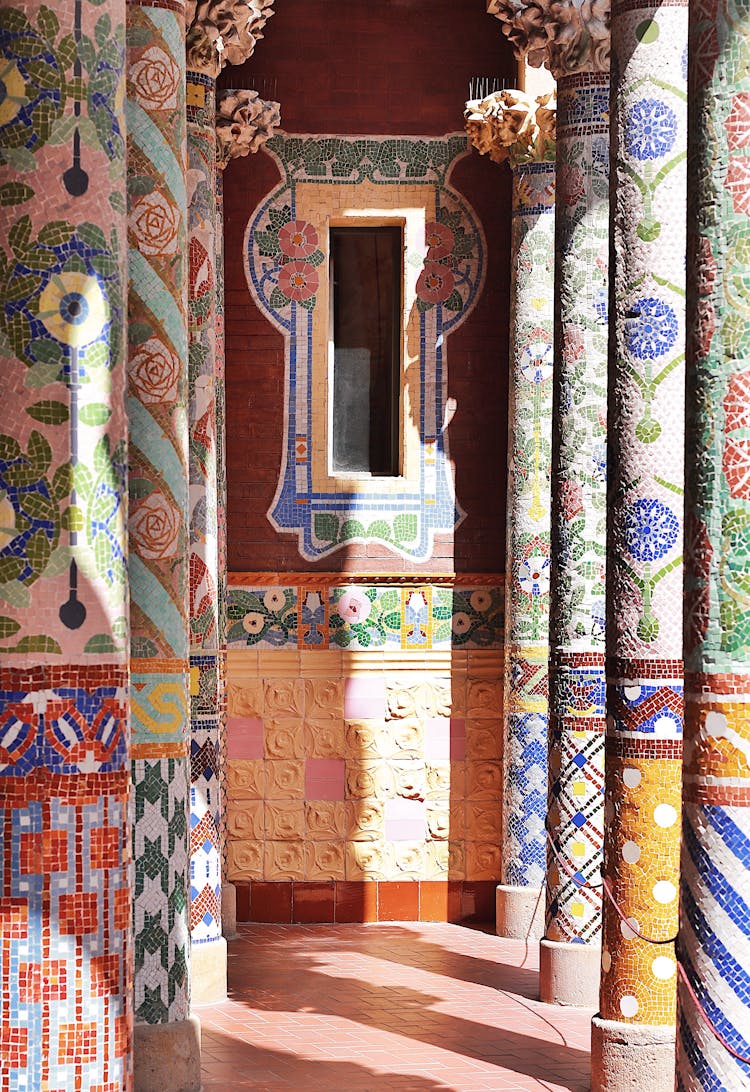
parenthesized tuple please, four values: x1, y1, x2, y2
(130, 338, 180, 404)
(278, 220, 318, 260)
(130, 491, 180, 559)
(278, 260, 319, 302)
(416, 260, 455, 304)
(424, 221, 454, 260)
(130, 191, 179, 256)
(337, 588, 371, 624)
(559, 479, 584, 521)
(130, 46, 180, 111)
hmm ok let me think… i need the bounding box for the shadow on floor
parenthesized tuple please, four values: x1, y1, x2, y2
(199, 922, 590, 1091)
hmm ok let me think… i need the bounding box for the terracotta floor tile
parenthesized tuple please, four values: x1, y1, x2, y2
(199, 922, 592, 1090)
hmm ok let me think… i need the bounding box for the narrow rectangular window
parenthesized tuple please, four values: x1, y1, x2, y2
(330, 226, 402, 476)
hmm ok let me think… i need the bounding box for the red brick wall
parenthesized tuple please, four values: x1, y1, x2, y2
(222, 0, 515, 574)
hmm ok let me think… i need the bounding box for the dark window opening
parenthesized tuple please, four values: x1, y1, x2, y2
(331, 226, 401, 476)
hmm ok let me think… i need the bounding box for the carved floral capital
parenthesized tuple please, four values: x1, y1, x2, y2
(486, 0, 610, 78)
(186, 0, 274, 77)
(216, 89, 281, 168)
(465, 88, 556, 167)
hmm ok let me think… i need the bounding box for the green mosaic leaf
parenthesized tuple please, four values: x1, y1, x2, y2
(62, 505, 84, 532)
(269, 286, 290, 310)
(26, 400, 68, 425)
(83, 341, 109, 370)
(130, 477, 155, 501)
(78, 34, 96, 72)
(394, 513, 418, 544)
(90, 253, 116, 278)
(74, 463, 93, 499)
(380, 589, 399, 610)
(0, 183, 34, 206)
(128, 321, 153, 346)
(298, 295, 316, 311)
(79, 403, 111, 427)
(314, 512, 338, 543)
(5, 272, 44, 301)
(416, 297, 433, 313)
(51, 463, 73, 502)
(27, 59, 60, 90)
(384, 610, 401, 630)
(0, 617, 21, 640)
(38, 221, 74, 247)
(8, 215, 32, 258)
(47, 115, 77, 145)
(333, 629, 352, 647)
(269, 205, 292, 230)
(109, 192, 126, 214)
(0, 580, 30, 608)
(84, 633, 118, 653)
(28, 430, 52, 472)
(126, 24, 151, 47)
(0, 8, 28, 32)
(14, 635, 62, 654)
(28, 338, 63, 366)
(3, 147, 36, 174)
(42, 546, 71, 577)
(0, 436, 21, 461)
(0, 556, 24, 583)
(25, 528, 51, 574)
(340, 519, 364, 540)
(432, 605, 451, 620)
(255, 230, 279, 256)
(443, 289, 463, 312)
(366, 519, 392, 541)
(78, 221, 108, 252)
(307, 249, 325, 267)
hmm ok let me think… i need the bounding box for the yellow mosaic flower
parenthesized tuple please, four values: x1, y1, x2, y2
(37, 272, 109, 348)
(0, 61, 27, 127)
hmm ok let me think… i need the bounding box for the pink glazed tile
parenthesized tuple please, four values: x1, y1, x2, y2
(227, 717, 264, 759)
(305, 758, 345, 800)
(343, 677, 386, 719)
(424, 718, 466, 761)
(385, 797, 426, 841)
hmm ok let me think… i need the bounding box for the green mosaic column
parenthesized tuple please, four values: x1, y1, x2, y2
(0, 0, 131, 1085)
(125, 0, 201, 1085)
(466, 88, 556, 941)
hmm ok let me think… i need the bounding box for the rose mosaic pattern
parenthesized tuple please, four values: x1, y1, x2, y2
(602, 0, 687, 1034)
(545, 71, 610, 948)
(244, 134, 484, 561)
(500, 156, 555, 893)
(679, 0, 750, 1083)
(227, 582, 504, 652)
(126, 0, 192, 1028)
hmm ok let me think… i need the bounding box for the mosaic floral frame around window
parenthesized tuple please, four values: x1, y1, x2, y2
(244, 134, 486, 562)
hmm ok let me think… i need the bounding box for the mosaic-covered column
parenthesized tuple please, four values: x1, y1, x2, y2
(678, 0, 750, 1086)
(185, 0, 274, 1002)
(591, 1, 687, 1084)
(125, 0, 200, 1086)
(466, 88, 557, 940)
(0, 0, 131, 1086)
(213, 88, 280, 940)
(489, 0, 610, 1000)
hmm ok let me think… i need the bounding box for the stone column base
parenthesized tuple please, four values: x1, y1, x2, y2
(539, 938, 600, 1008)
(496, 884, 545, 940)
(191, 935, 228, 1005)
(591, 1014, 675, 1091)
(222, 882, 238, 940)
(134, 1015, 202, 1092)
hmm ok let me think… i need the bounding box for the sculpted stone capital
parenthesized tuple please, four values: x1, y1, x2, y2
(465, 88, 556, 167)
(216, 90, 281, 168)
(186, 0, 274, 77)
(487, 0, 610, 78)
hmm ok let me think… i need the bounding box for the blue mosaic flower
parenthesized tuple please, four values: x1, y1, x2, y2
(625, 297, 678, 360)
(625, 498, 679, 562)
(626, 98, 677, 160)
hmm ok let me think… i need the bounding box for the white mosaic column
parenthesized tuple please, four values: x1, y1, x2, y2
(487, 0, 610, 1000)
(591, 1, 687, 1085)
(466, 87, 556, 941)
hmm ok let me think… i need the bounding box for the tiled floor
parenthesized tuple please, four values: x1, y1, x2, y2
(198, 922, 592, 1091)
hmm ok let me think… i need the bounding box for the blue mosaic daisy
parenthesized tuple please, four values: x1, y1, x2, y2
(625, 297, 679, 359)
(626, 98, 678, 160)
(624, 498, 679, 562)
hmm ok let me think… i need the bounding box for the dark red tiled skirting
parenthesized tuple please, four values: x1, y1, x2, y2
(234, 880, 497, 924)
